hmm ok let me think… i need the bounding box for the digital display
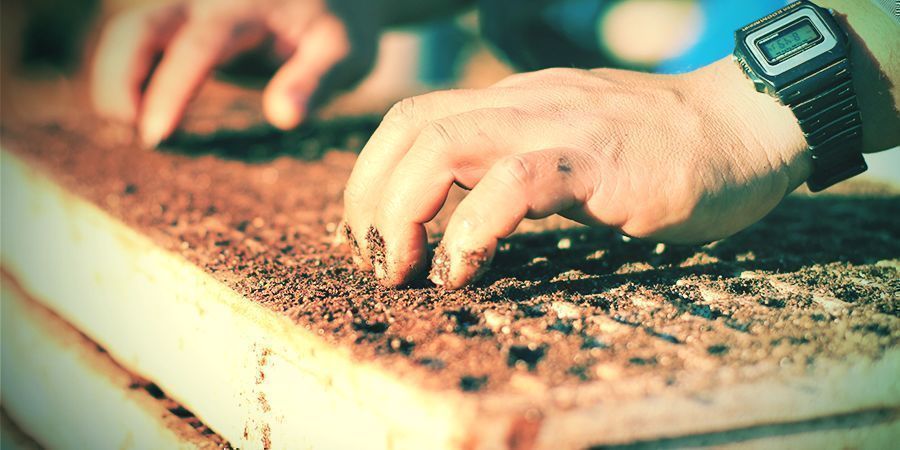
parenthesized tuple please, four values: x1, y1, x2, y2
(758, 19, 822, 63)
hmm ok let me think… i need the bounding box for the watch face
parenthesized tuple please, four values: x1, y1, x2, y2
(744, 6, 837, 76)
(757, 18, 824, 64)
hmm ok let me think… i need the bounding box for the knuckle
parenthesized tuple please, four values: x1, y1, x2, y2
(563, 83, 602, 100)
(315, 14, 351, 51)
(533, 67, 582, 82)
(496, 154, 534, 188)
(497, 68, 578, 90)
(455, 206, 489, 232)
(179, 28, 218, 50)
(493, 72, 531, 87)
(589, 67, 615, 79)
(584, 124, 625, 169)
(225, 18, 264, 40)
(385, 96, 420, 124)
(492, 105, 530, 124)
(531, 67, 566, 79)
(652, 85, 685, 106)
(104, 9, 152, 40)
(418, 119, 457, 150)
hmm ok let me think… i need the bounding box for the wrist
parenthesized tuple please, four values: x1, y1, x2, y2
(689, 58, 812, 192)
(812, 0, 900, 153)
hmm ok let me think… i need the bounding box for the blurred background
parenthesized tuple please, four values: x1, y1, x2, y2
(0, 0, 512, 121)
(1, 0, 896, 184)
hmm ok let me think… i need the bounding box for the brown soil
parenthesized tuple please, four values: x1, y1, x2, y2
(2, 84, 898, 395)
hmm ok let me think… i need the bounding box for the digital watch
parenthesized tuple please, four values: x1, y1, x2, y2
(733, 0, 866, 192)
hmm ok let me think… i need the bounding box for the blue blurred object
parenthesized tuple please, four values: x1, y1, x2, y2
(656, 0, 788, 73)
(419, 19, 470, 85)
(479, 0, 788, 73)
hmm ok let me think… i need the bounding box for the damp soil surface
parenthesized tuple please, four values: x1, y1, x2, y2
(2, 86, 898, 395)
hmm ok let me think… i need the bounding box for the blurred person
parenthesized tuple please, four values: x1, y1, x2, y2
(91, 0, 899, 288)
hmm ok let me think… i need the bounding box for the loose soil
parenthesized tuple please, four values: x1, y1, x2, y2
(2, 83, 898, 395)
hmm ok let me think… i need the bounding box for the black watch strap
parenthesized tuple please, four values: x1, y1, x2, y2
(777, 56, 867, 192)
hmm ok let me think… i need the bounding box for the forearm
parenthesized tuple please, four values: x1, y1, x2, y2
(813, 0, 900, 153)
(380, 0, 474, 26)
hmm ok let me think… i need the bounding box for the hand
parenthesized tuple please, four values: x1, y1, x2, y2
(91, 0, 381, 146)
(342, 58, 813, 289)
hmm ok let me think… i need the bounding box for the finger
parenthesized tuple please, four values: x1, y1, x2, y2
(432, 149, 599, 289)
(370, 107, 548, 285)
(262, 14, 350, 130)
(342, 88, 516, 269)
(91, 3, 186, 122)
(332, 219, 349, 246)
(138, 18, 240, 146)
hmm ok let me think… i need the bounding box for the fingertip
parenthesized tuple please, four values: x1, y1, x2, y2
(429, 241, 494, 290)
(348, 225, 374, 272)
(366, 226, 388, 279)
(380, 231, 429, 288)
(452, 246, 493, 289)
(139, 113, 170, 148)
(376, 274, 408, 289)
(263, 13, 352, 131)
(91, 83, 138, 123)
(263, 87, 309, 130)
(99, 104, 138, 125)
(428, 243, 451, 287)
(340, 222, 371, 270)
(90, 48, 139, 123)
(332, 220, 349, 246)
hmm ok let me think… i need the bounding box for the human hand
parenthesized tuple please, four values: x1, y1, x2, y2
(91, 0, 381, 146)
(342, 58, 813, 289)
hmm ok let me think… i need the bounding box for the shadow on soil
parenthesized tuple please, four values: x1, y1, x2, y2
(475, 193, 899, 304)
(160, 117, 379, 163)
(161, 122, 898, 315)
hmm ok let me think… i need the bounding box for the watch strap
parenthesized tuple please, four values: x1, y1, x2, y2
(776, 56, 867, 192)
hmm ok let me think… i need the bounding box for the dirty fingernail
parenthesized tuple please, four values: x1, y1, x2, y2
(429, 245, 491, 289)
(366, 226, 386, 279)
(331, 220, 353, 247)
(429, 243, 450, 287)
(343, 223, 363, 264)
(332, 220, 349, 246)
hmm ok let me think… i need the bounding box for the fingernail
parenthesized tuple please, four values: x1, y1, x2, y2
(428, 243, 450, 287)
(343, 223, 362, 260)
(429, 245, 490, 288)
(333, 221, 349, 246)
(366, 226, 386, 279)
